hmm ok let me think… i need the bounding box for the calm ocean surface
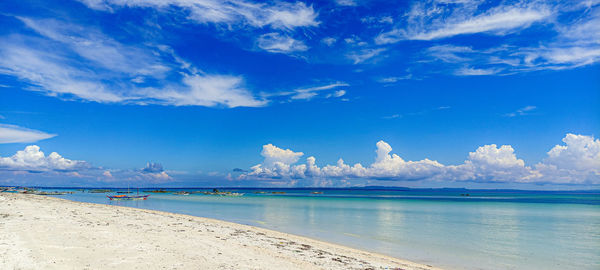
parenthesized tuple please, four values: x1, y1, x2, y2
(41, 188, 599, 270)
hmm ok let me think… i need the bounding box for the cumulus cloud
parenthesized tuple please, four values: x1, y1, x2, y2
(445, 144, 533, 182)
(534, 134, 600, 184)
(0, 145, 88, 172)
(0, 124, 56, 143)
(142, 162, 164, 173)
(0, 145, 176, 184)
(241, 133, 600, 185)
(102, 170, 113, 178)
(243, 140, 445, 181)
(246, 144, 304, 178)
(139, 162, 172, 181)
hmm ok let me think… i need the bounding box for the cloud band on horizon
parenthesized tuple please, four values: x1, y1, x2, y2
(240, 133, 600, 186)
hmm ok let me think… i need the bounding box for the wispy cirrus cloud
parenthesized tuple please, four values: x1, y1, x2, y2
(263, 82, 349, 101)
(373, 1, 600, 76)
(257, 33, 308, 54)
(79, 0, 319, 30)
(78, 0, 319, 55)
(0, 124, 56, 144)
(454, 66, 500, 76)
(504, 106, 537, 117)
(0, 17, 268, 108)
(376, 1, 551, 44)
(346, 48, 386, 64)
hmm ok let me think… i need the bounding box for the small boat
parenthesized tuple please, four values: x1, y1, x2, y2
(173, 191, 190, 195)
(311, 191, 323, 194)
(107, 194, 149, 200)
(0, 187, 18, 193)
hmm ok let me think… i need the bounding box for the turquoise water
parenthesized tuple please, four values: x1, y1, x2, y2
(40, 188, 600, 270)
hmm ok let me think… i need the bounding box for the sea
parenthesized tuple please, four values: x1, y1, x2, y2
(32, 187, 600, 270)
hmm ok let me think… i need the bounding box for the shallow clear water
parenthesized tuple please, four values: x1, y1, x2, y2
(40, 188, 600, 270)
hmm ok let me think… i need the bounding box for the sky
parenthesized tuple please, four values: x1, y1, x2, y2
(0, 0, 599, 189)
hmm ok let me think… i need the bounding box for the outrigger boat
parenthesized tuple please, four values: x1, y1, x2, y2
(107, 194, 149, 200)
(108, 187, 148, 200)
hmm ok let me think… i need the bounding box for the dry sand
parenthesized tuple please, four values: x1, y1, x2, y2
(0, 193, 439, 270)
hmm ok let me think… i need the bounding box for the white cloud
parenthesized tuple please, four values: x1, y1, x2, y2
(410, 6, 550, 41)
(346, 48, 386, 64)
(379, 16, 394, 24)
(0, 17, 266, 108)
(329, 90, 346, 98)
(534, 134, 600, 184)
(321, 37, 337, 46)
(425, 45, 475, 63)
(135, 162, 172, 181)
(454, 66, 500, 76)
(244, 140, 445, 181)
(408, 3, 600, 74)
(504, 105, 537, 117)
(445, 144, 533, 182)
(138, 171, 171, 181)
(376, 1, 551, 44)
(245, 144, 305, 179)
(241, 133, 600, 185)
(17, 17, 170, 78)
(0, 40, 126, 103)
(363, 140, 445, 180)
(0, 124, 56, 144)
(257, 33, 308, 54)
(264, 82, 349, 101)
(361, 16, 394, 25)
(0, 146, 178, 184)
(142, 162, 164, 173)
(335, 0, 357, 7)
(102, 170, 113, 178)
(262, 144, 304, 167)
(79, 0, 319, 30)
(377, 75, 412, 84)
(509, 7, 600, 70)
(0, 145, 88, 172)
(142, 74, 267, 107)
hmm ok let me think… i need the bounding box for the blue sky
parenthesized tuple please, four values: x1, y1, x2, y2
(0, 0, 598, 188)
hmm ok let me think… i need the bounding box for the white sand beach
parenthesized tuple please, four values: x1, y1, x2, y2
(0, 193, 438, 270)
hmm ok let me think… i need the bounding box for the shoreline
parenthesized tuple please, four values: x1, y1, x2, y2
(0, 193, 438, 270)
